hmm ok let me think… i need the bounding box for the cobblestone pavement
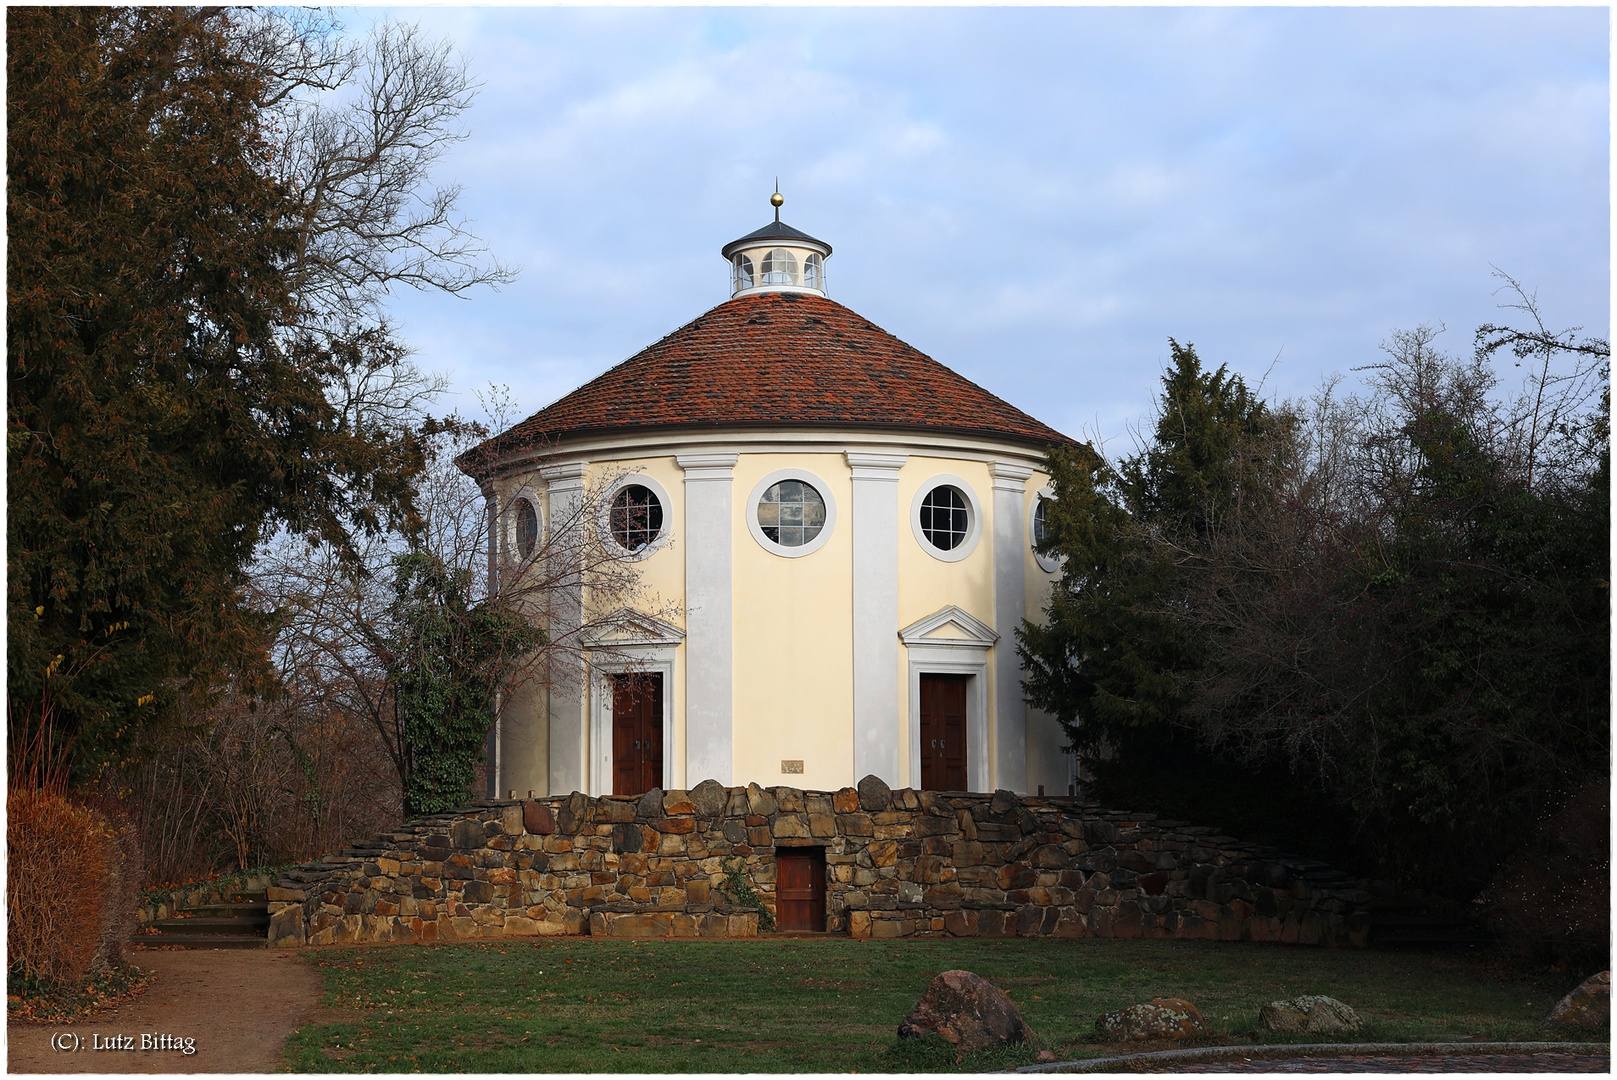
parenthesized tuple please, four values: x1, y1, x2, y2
(1022, 1042, 1609, 1074)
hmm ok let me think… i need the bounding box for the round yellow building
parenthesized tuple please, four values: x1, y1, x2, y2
(460, 199, 1074, 800)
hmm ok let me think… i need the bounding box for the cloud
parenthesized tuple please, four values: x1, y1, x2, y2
(360, 6, 1607, 441)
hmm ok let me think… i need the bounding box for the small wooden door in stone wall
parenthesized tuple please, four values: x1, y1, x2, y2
(611, 673, 663, 797)
(919, 673, 968, 790)
(774, 847, 826, 932)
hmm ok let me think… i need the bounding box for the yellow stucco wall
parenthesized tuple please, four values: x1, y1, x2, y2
(729, 453, 856, 791)
(582, 458, 689, 787)
(894, 457, 998, 788)
(497, 445, 1060, 797)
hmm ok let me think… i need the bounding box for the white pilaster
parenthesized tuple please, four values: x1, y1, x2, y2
(542, 461, 588, 795)
(846, 451, 907, 785)
(677, 452, 739, 785)
(991, 462, 1034, 793)
(482, 482, 501, 798)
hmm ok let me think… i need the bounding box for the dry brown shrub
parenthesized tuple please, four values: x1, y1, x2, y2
(82, 799, 145, 973)
(7, 789, 112, 983)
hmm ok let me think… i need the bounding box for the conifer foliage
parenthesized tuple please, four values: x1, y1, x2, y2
(1022, 323, 1608, 902)
(7, 9, 427, 779)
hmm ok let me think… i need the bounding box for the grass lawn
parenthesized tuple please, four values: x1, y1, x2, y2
(282, 936, 1592, 1073)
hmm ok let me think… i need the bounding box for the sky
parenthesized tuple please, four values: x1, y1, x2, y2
(355, 6, 1609, 453)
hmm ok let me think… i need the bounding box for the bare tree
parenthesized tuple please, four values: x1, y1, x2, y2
(227, 10, 517, 330)
(254, 401, 675, 818)
(1475, 269, 1609, 493)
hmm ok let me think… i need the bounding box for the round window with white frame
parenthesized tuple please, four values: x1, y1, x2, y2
(601, 475, 671, 560)
(747, 469, 837, 558)
(911, 476, 982, 562)
(509, 493, 541, 562)
(1029, 485, 1062, 574)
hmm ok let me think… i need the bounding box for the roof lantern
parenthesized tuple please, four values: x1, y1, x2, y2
(721, 189, 832, 298)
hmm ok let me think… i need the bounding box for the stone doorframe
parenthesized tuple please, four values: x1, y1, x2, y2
(584, 609, 684, 796)
(899, 606, 996, 793)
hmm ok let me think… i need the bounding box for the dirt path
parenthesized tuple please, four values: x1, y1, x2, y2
(7, 948, 323, 1074)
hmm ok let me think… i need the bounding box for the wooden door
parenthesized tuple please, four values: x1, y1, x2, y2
(775, 847, 826, 932)
(919, 674, 969, 791)
(611, 673, 663, 796)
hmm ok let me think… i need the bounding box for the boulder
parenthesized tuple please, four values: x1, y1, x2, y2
(745, 782, 778, 817)
(635, 788, 664, 821)
(1259, 995, 1362, 1034)
(857, 774, 893, 813)
(691, 779, 729, 818)
(522, 801, 554, 835)
(898, 969, 1030, 1051)
(990, 788, 1020, 814)
(1095, 998, 1204, 1042)
(450, 818, 486, 850)
(556, 791, 589, 834)
(1542, 971, 1610, 1031)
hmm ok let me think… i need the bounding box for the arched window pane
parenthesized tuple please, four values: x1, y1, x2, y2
(611, 484, 664, 552)
(760, 248, 799, 286)
(759, 479, 825, 547)
(516, 499, 539, 558)
(804, 253, 823, 289)
(733, 254, 754, 291)
(920, 486, 970, 551)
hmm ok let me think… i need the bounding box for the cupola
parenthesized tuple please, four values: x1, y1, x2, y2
(720, 191, 832, 298)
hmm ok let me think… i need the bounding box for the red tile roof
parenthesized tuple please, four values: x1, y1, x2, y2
(460, 291, 1070, 474)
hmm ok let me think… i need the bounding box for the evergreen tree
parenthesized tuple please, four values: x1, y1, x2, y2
(1021, 328, 1609, 899)
(7, 9, 425, 778)
(386, 552, 541, 815)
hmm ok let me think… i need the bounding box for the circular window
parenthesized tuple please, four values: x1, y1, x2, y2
(760, 479, 824, 546)
(600, 475, 671, 559)
(514, 496, 540, 560)
(910, 476, 982, 562)
(1029, 486, 1061, 573)
(747, 469, 837, 558)
(920, 486, 970, 551)
(610, 484, 664, 553)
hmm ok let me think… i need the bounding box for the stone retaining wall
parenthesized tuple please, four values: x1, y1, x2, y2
(265, 776, 1370, 948)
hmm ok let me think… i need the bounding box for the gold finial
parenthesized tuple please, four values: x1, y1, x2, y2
(770, 191, 784, 208)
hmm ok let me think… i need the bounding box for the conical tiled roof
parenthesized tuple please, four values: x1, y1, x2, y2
(459, 291, 1069, 474)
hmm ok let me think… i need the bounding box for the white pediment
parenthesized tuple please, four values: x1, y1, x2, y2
(898, 605, 999, 648)
(581, 608, 686, 649)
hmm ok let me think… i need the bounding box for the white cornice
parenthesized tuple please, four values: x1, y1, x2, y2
(990, 461, 1036, 492)
(676, 452, 740, 483)
(846, 450, 908, 480)
(486, 429, 1050, 484)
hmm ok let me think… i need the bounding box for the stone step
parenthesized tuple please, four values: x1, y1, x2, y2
(150, 916, 269, 935)
(184, 902, 269, 918)
(204, 888, 268, 903)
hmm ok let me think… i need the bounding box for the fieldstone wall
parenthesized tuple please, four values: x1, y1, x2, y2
(265, 776, 1370, 948)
